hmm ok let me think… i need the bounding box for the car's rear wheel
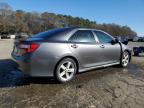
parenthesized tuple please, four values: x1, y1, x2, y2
(120, 51, 130, 67)
(55, 58, 77, 83)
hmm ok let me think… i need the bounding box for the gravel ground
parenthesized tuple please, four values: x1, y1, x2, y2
(0, 39, 144, 108)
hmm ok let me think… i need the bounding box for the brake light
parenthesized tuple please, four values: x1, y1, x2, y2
(20, 43, 39, 53)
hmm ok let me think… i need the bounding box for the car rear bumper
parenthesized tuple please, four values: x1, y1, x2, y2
(17, 60, 31, 74)
(14, 60, 55, 77)
(11, 53, 31, 75)
(11, 53, 55, 77)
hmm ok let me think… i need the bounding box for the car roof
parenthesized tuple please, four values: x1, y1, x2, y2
(69, 27, 100, 31)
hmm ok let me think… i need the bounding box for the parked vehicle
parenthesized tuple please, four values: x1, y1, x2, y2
(15, 33, 28, 39)
(116, 36, 129, 45)
(133, 46, 144, 56)
(10, 35, 16, 39)
(138, 37, 144, 42)
(12, 27, 132, 83)
(133, 36, 139, 42)
(0, 32, 10, 39)
(133, 36, 144, 42)
(128, 37, 133, 41)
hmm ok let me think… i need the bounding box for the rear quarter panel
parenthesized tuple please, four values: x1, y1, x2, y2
(30, 42, 74, 76)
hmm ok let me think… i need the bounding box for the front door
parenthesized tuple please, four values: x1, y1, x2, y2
(94, 30, 121, 64)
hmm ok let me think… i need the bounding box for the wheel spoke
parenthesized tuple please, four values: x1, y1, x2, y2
(60, 71, 65, 77)
(123, 61, 125, 65)
(67, 62, 71, 68)
(122, 59, 125, 62)
(65, 72, 70, 79)
(61, 64, 66, 70)
(67, 68, 74, 73)
(124, 54, 126, 58)
(125, 55, 129, 59)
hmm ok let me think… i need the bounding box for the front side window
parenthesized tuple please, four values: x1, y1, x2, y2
(69, 30, 96, 43)
(94, 31, 113, 43)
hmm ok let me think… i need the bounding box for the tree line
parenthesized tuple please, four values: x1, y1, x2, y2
(0, 3, 137, 37)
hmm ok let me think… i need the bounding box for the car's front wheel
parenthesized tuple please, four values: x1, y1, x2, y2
(55, 58, 77, 83)
(120, 51, 130, 67)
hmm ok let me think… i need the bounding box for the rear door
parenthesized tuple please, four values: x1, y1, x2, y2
(94, 30, 121, 64)
(67, 30, 103, 68)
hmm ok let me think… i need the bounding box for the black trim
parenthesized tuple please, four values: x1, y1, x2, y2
(119, 42, 123, 63)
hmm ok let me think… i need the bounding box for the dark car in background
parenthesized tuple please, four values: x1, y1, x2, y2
(138, 37, 144, 42)
(0, 32, 10, 39)
(12, 27, 132, 83)
(15, 33, 28, 39)
(133, 36, 144, 42)
(115, 36, 129, 45)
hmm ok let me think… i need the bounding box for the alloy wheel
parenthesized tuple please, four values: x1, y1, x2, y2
(57, 59, 76, 82)
(122, 51, 129, 67)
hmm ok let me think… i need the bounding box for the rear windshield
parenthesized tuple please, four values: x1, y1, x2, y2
(30, 28, 71, 39)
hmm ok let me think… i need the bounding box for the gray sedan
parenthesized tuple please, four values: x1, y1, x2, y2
(12, 27, 132, 83)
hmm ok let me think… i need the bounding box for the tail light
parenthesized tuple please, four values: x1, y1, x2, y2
(19, 43, 39, 53)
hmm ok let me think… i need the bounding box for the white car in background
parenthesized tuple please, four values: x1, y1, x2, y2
(133, 36, 139, 42)
(10, 35, 16, 39)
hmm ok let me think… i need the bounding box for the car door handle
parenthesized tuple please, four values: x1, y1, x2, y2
(71, 44, 78, 48)
(100, 44, 105, 48)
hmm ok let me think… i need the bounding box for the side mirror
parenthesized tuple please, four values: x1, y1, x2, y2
(111, 38, 119, 45)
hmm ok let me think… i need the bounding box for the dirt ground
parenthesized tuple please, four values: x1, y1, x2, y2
(0, 39, 144, 108)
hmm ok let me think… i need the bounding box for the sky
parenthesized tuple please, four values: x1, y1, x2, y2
(0, 0, 144, 36)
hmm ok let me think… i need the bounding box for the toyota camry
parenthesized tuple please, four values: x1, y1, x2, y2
(12, 27, 132, 83)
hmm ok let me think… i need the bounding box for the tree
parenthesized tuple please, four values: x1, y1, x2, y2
(0, 2, 12, 16)
(0, 2, 13, 32)
(0, 3, 137, 37)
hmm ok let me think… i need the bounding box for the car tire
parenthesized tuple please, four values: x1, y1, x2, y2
(120, 51, 130, 67)
(55, 58, 77, 83)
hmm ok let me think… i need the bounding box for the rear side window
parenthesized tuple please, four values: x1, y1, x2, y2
(69, 30, 96, 43)
(94, 31, 113, 43)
